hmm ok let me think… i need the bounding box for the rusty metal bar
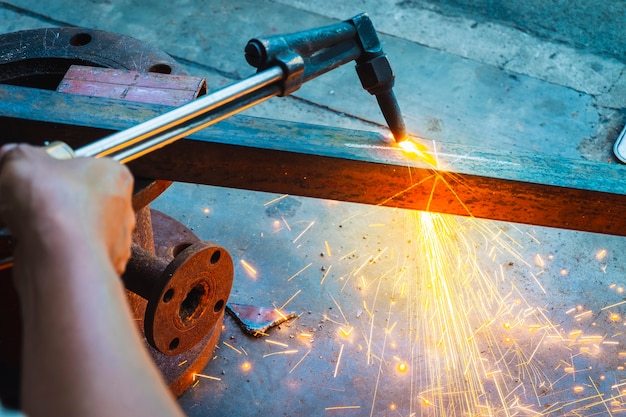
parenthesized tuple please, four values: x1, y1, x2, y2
(2, 84, 626, 236)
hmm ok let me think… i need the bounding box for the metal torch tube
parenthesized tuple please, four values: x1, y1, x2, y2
(0, 67, 285, 270)
(74, 66, 285, 163)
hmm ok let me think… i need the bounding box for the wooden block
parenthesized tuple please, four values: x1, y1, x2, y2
(57, 65, 207, 106)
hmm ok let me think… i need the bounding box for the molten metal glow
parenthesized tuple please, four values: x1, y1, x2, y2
(397, 138, 438, 167)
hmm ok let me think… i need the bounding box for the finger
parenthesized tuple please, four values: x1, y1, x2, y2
(0, 144, 48, 174)
(0, 143, 19, 172)
(0, 143, 18, 157)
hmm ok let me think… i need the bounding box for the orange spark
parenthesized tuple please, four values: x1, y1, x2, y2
(192, 373, 221, 381)
(262, 349, 298, 358)
(289, 349, 311, 374)
(333, 344, 345, 378)
(265, 339, 289, 348)
(222, 341, 242, 354)
(240, 259, 257, 278)
(340, 326, 353, 337)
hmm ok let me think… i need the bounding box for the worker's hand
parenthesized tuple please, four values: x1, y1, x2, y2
(0, 143, 135, 275)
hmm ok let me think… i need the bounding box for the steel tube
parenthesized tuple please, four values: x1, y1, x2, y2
(122, 244, 169, 299)
(74, 67, 284, 163)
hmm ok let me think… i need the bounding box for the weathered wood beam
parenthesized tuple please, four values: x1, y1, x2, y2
(2, 84, 626, 236)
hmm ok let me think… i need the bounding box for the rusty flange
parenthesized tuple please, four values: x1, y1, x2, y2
(141, 241, 233, 355)
(0, 27, 186, 89)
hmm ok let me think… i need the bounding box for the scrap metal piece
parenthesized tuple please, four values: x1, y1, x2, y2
(227, 303, 296, 336)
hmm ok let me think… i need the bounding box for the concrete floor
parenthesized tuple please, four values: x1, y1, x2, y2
(2, 1, 626, 416)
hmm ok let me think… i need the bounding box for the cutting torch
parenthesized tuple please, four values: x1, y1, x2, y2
(48, 13, 405, 164)
(0, 13, 406, 268)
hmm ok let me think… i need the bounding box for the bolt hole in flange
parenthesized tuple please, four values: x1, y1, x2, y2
(69, 32, 92, 46)
(169, 337, 180, 351)
(163, 288, 174, 303)
(213, 299, 225, 313)
(148, 63, 173, 74)
(210, 250, 221, 264)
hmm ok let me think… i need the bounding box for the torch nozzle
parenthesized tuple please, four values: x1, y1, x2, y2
(350, 14, 406, 143)
(375, 90, 406, 143)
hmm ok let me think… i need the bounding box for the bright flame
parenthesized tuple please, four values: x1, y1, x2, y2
(397, 139, 438, 167)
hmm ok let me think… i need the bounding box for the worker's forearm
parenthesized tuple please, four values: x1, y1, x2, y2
(15, 235, 184, 417)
